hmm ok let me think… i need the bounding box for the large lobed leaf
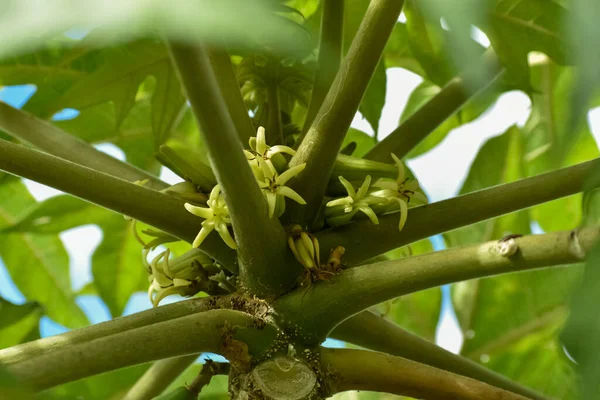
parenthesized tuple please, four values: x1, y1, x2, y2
(482, 0, 569, 90)
(445, 123, 587, 398)
(0, 297, 42, 349)
(3, 194, 149, 318)
(0, 176, 87, 328)
(0, 1, 313, 60)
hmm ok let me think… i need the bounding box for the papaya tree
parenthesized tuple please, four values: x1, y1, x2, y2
(0, 0, 599, 399)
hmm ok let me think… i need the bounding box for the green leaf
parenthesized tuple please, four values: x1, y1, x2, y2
(445, 125, 531, 248)
(0, 1, 313, 60)
(167, 363, 229, 400)
(561, 243, 600, 399)
(523, 63, 600, 232)
(403, 0, 453, 85)
(360, 61, 386, 137)
(482, 0, 569, 90)
(284, 0, 320, 20)
(0, 365, 37, 400)
(445, 127, 581, 398)
(1, 195, 111, 234)
(0, 37, 92, 88)
(382, 23, 424, 76)
(341, 128, 374, 158)
(0, 176, 88, 328)
(566, 0, 600, 139)
(401, 80, 499, 159)
(92, 215, 148, 317)
(54, 100, 162, 174)
(452, 267, 582, 399)
(49, 40, 185, 146)
(37, 363, 150, 400)
(405, 0, 488, 87)
(0, 297, 42, 349)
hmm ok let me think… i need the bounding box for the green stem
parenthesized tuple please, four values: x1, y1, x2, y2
(122, 355, 199, 400)
(206, 44, 256, 144)
(317, 157, 600, 266)
(303, 0, 345, 132)
(0, 101, 167, 190)
(331, 311, 549, 400)
(266, 82, 283, 144)
(2, 310, 275, 391)
(276, 228, 598, 342)
(364, 51, 503, 161)
(0, 140, 236, 268)
(0, 296, 234, 364)
(168, 42, 301, 297)
(286, 0, 404, 224)
(321, 348, 528, 400)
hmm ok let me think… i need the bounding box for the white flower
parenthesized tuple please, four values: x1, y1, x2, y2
(184, 184, 237, 249)
(370, 154, 428, 231)
(245, 126, 296, 180)
(325, 175, 385, 226)
(257, 161, 307, 218)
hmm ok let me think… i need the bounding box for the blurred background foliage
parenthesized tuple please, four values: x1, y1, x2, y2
(0, 0, 599, 398)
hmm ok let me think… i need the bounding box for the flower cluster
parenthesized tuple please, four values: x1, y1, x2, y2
(184, 126, 306, 250)
(145, 248, 234, 307)
(184, 184, 236, 249)
(246, 126, 306, 218)
(325, 154, 427, 231)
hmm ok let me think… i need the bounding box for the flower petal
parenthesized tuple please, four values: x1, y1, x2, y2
(358, 206, 379, 225)
(258, 157, 276, 181)
(216, 221, 237, 249)
(372, 179, 397, 191)
(265, 191, 278, 218)
(269, 145, 296, 156)
(391, 153, 405, 184)
(411, 191, 429, 204)
(277, 163, 306, 186)
(184, 203, 214, 219)
(338, 176, 356, 198)
(256, 126, 267, 155)
(209, 184, 222, 203)
(356, 175, 372, 199)
(326, 197, 352, 207)
(277, 186, 307, 205)
(397, 198, 408, 231)
(192, 226, 213, 248)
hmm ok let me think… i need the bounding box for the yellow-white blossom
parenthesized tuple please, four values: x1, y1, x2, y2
(370, 154, 428, 231)
(257, 160, 307, 218)
(184, 184, 236, 249)
(245, 126, 296, 180)
(325, 175, 386, 226)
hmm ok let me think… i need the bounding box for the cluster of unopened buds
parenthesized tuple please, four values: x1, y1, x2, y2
(325, 154, 427, 232)
(185, 126, 306, 249)
(287, 225, 345, 285)
(145, 247, 235, 307)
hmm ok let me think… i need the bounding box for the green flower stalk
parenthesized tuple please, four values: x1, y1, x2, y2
(184, 184, 237, 249)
